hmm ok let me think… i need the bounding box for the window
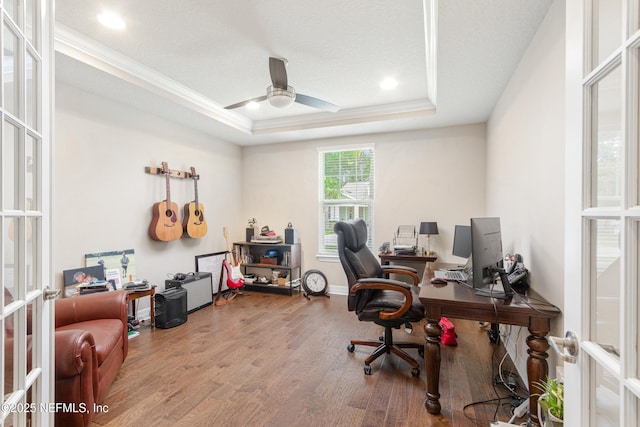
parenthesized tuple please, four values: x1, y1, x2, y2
(318, 146, 375, 254)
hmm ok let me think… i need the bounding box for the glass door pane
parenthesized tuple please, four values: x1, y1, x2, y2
(26, 49, 38, 128)
(593, 0, 622, 68)
(3, 121, 19, 210)
(590, 219, 621, 357)
(591, 66, 622, 208)
(26, 0, 36, 47)
(3, 23, 19, 118)
(594, 362, 620, 426)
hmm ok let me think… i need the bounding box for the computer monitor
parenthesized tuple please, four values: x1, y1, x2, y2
(452, 225, 472, 259)
(470, 217, 504, 290)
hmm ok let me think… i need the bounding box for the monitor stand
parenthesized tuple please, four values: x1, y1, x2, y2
(474, 288, 511, 300)
(474, 269, 514, 300)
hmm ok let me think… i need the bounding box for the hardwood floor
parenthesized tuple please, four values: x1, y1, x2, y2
(90, 292, 529, 427)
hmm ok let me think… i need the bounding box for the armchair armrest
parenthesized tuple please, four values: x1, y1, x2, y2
(55, 290, 128, 328)
(351, 278, 413, 321)
(54, 329, 98, 380)
(381, 265, 420, 285)
(54, 329, 98, 427)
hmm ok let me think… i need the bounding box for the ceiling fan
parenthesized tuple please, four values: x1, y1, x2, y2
(224, 57, 340, 113)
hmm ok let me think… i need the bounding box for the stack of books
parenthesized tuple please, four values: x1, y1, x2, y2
(78, 281, 110, 295)
(251, 235, 282, 243)
(123, 280, 151, 291)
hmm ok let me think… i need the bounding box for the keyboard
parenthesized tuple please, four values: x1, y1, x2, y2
(434, 269, 469, 281)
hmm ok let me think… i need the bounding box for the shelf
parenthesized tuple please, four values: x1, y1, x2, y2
(243, 263, 300, 269)
(234, 241, 302, 296)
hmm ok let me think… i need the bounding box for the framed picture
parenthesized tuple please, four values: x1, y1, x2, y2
(62, 265, 105, 297)
(105, 268, 122, 290)
(195, 251, 227, 293)
(85, 249, 136, 282)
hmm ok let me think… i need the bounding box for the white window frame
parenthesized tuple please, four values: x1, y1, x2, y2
(318, 144, 375, 257)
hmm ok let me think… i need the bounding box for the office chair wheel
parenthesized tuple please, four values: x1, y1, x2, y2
(411, 368, 420, 377)
(364, 365, 373, 375)
(347, 344, 355, 353)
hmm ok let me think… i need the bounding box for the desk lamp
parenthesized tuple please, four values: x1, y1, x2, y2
(419, 222, 439, 256)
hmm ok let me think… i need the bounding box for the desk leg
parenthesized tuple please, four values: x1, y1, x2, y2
(423, 318, 442, 414)
(150, 293, 155, 327)
(526, 321, 551, 427)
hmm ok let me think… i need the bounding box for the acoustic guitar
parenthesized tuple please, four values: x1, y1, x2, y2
(183, 167, 207, 238)
(149, 162, 183, 241)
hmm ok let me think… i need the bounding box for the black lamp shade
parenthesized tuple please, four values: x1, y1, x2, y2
(419, 222, 439, 235)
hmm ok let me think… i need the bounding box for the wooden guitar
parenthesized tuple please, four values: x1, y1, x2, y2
(183, 167, 208, 238)
(149, 162, 183, 241)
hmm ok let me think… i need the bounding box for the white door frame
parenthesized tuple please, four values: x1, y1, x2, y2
(565, 0, 640, 425)
(0, 1, 54, 426)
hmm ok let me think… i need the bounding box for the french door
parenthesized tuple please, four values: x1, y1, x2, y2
(0, 1, 54, 426)
(565, 0, 640, 425)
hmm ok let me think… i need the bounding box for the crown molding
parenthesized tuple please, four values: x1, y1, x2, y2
(251, 100, 435, 134)
(54, 19, 437, 137)
(55, 24, 253, 133)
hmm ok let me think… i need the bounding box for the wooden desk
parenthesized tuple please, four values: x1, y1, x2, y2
(419, 265, 560, 427)
(127, 286, 156, 327)
(378, 252, 437, 265)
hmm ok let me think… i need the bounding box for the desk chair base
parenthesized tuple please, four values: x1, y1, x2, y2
(347, 325, 424, 376)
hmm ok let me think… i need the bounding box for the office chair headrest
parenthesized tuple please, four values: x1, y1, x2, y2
(334, 219, 368, 251)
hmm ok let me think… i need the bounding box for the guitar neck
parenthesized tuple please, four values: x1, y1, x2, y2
(165, 171, 172, 204)
(224, 228, 237, 266)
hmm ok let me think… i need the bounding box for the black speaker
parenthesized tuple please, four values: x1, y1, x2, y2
(246, 227, 255, 242)
(154, 287, 187, 329)
(285, 228, 298, 244)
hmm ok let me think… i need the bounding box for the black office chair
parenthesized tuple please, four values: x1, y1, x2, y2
(334, 219, 425, 376)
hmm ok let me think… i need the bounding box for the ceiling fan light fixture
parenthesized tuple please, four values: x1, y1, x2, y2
(97, 11, 126, 30)
(267, 85, 296, 108)
(246, 101, 260, 110)
(380, 77, 398, 90)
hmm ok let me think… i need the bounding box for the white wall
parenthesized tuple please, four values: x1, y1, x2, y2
(486, 0, 565, 377)
(55, 83, 243, 315)
(242, 124, 487, 291)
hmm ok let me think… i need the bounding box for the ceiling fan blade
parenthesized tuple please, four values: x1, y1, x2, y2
(295, 93, 340, 112)
(224, 95, 267, 110)
(269, 57, 288, 89)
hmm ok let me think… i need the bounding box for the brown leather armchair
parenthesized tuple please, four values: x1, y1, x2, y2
(55, 290, 129, 427)
(334, 219, 425, 376)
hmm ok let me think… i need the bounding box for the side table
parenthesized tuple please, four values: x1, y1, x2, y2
(127, 286, 156, 327)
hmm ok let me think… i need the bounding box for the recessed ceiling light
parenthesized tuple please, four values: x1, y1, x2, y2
(380, 77, 398, 90)
(97, 11, 126, 31)
(246, 101, 260, 110)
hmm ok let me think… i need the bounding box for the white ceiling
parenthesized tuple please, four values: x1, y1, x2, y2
(55, 0, 553, 146)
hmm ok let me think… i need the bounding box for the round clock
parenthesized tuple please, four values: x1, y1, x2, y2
(302, 269, 329, 298)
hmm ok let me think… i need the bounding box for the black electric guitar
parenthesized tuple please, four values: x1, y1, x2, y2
(183, 167, 207, 238)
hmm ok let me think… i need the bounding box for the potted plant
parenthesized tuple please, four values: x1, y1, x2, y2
(534, 377, 564, 426)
